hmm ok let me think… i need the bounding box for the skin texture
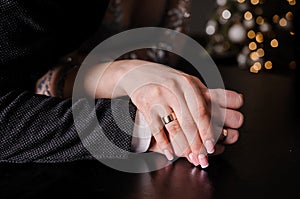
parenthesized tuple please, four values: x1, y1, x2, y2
(37, 59, 243, 168)
(95, 60, 243, 167)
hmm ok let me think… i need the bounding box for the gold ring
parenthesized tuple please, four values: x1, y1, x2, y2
(218, 129, 228, 142)
(161, 113, 177, 125)
(222, 129, 228, 137)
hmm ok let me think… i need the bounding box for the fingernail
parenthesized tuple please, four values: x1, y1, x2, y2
(164, 149, 174, 161)
(198, 154, 209, 169)
(205, 140, 215, 154)
(189, 153, 198, 166)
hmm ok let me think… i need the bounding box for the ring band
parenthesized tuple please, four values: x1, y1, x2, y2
(219, 129, 228, 142)
(161, 113, 177, 125)
(222, 129, 228, 137)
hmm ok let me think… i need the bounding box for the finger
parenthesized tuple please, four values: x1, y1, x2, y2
(222, 129, 239, 145)
(169, 90, 212, 168)
(152, 127, 174, 161)
(167, 123, 210, 169)
(171, 105, 205, 164)
(210, 106, 244, 130)
(198, 146, 209, 168)
(141, 108, 175, 161)
(164, 118, 197, 165)
(190, 76, 244, 110)
(202, 89, 244, 109)
(186, 153, 199, 167)
(180, 84, 216, 155)
(224, 109, 244, 129)
(161, 88, 204, 166)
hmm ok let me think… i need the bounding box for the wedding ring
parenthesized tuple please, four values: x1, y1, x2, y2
(161, 113, 177, 125)
(222, 129, 228, 137)
(219, 129, 228, 142)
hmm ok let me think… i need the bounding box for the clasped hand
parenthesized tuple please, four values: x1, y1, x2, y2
(85, 60, 244, 168)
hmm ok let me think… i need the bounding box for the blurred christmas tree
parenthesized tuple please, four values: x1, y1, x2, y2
(205, 0, 298, 73)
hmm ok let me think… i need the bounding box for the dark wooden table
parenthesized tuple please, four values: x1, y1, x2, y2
(0, 66, 299, 199)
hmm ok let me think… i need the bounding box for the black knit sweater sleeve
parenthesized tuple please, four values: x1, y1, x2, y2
(0, 0, 137, 163)
(0, 90, 136, 163)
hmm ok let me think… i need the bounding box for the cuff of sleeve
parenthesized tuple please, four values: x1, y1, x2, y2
(131, 111, 152, 153)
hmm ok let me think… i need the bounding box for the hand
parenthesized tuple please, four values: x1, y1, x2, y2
(85, 60, 244, 168)
(148, 88, 243, 167)
(36, 59, 243, 167)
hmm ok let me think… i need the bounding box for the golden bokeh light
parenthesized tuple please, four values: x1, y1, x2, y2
(251, 0, 260, 5)
(237, 0, 246, 3)
(248, 30, 256, 39)
(287, 0, 296, 6)
(250, 66, 259, 73)
(286, 12, 294, 20)
(279, 18, 287, 27)
(256, 32, 264, 43)
(256, 16, 264, 25)
(249, 42, 257, 50)
(257, 48, 265, 57)
(244, 11, 253, 20)
(272, 15, 279, 23)
(253, 62, 262, 71)
(270, 39, 279, 48)
(264, 61, 273, 69)
(250, 52, 259, 61)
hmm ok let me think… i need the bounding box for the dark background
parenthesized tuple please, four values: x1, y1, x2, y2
(0, 1, 299, 198)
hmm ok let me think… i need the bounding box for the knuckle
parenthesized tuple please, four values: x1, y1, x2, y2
(181, 119, 197, 133)
(181, 74, 193, 85)
(202, 88, 210, 99)
(198, 105, 209, 118)
(138, 97, 148, 108)
(189, 133, 201, 146)
(201, 89, 212, 105)
(164, 78, 177, 89)
(150, 86, 162, 97)
(156, 137, 169, 147)
(152, 129, 169, 147)
(166, 122, 181, 135)
(193, 75, 206, 87)
(132, 89, 148, 106)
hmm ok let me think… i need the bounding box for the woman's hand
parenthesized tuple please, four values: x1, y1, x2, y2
(85, 59, 244, 168)
(142, 88, 243, 168)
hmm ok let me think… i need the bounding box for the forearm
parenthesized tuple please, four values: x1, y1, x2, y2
(84, 59, 153, 99)
(0, 90, 136, 163)
(36, 58, 153, 99)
